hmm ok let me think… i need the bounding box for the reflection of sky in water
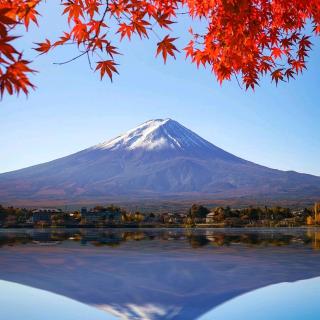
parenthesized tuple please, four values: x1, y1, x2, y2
(199, 277, 320, 320)
(1, 228, 320, 319)
(0, 280, 117, 320)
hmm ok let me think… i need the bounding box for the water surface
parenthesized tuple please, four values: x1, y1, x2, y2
(0, 228, 320, 319)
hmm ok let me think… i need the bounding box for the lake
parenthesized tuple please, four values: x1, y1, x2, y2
(1, 228, 320, 319)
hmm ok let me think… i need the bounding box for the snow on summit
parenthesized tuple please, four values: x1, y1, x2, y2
(93, 118, 211, 151)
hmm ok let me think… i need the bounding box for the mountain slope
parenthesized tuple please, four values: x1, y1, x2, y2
(0, 118, 319, 203)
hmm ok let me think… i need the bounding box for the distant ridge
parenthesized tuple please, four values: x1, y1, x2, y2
(0, 118, 319, 204)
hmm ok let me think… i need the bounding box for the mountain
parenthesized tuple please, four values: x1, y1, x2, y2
(0, 118, 320, 204)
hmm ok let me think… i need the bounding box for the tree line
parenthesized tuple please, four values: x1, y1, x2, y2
(0, 203, 316, 228)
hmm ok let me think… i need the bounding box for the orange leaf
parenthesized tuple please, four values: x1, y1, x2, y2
(34, 39, 51, 55)
(156, 35, 179, 63)
(95, 60, 119, 81)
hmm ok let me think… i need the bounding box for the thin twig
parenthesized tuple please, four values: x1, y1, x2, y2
(235, 73, 243, 90)
(53, 51, 87, 65)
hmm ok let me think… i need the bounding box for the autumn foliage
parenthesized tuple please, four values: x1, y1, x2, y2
(1, 0, 320, 97)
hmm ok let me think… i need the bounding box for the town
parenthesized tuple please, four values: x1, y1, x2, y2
(0, 203, 320, 228)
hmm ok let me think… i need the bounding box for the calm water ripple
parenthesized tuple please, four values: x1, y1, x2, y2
(0, 228, 320, 320)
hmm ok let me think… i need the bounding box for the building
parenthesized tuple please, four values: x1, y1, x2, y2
(81, 207, 88, 215)
(32, 208, 62, 223)
(206, 212, 216, 223)
(161, 213, 176, 224)
(81, 207, 122, 224)
(291, 209, 305, 216)
(177, 213, 187, 224)
(81, 210, 105, 224)
(109, 210, 122, 223)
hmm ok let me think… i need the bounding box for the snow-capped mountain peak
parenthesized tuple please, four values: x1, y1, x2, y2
(1, 118, 320, 203)
(93, 118, 211, 152)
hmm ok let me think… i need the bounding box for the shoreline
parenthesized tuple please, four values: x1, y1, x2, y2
(0, 224, 315, 229)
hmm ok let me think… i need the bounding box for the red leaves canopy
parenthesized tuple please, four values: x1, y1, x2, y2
(0, 3, 38, 97)
(1, 0, 320, 97)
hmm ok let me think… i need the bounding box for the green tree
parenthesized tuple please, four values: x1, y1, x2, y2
(188, 204, 210, 219)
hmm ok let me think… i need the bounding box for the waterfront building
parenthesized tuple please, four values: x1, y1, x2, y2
(81, 208, 122, 224)
(32, 208, 62, 223)
(206, 212, 216, 223)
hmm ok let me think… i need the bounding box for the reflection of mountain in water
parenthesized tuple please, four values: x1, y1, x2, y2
(1, 229, 320, 320)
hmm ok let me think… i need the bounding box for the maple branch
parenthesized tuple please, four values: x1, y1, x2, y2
(148, 27, 161, 41)
(234, 73, 243, 90)
(86, 51, 93, 70)
(53, 1, 110, 66)
(96, 0, 110, 36)
(53, 51, 88, 65)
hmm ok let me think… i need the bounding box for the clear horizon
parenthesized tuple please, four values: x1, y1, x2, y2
(1, 1, 320, 176)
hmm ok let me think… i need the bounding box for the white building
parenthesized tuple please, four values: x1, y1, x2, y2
(205, 212, 216, 223)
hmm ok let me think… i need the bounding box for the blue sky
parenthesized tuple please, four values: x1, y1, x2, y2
(0, 2, 319, 176)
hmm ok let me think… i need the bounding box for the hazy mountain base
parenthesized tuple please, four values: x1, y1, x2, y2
(1, 196, 318, 213)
